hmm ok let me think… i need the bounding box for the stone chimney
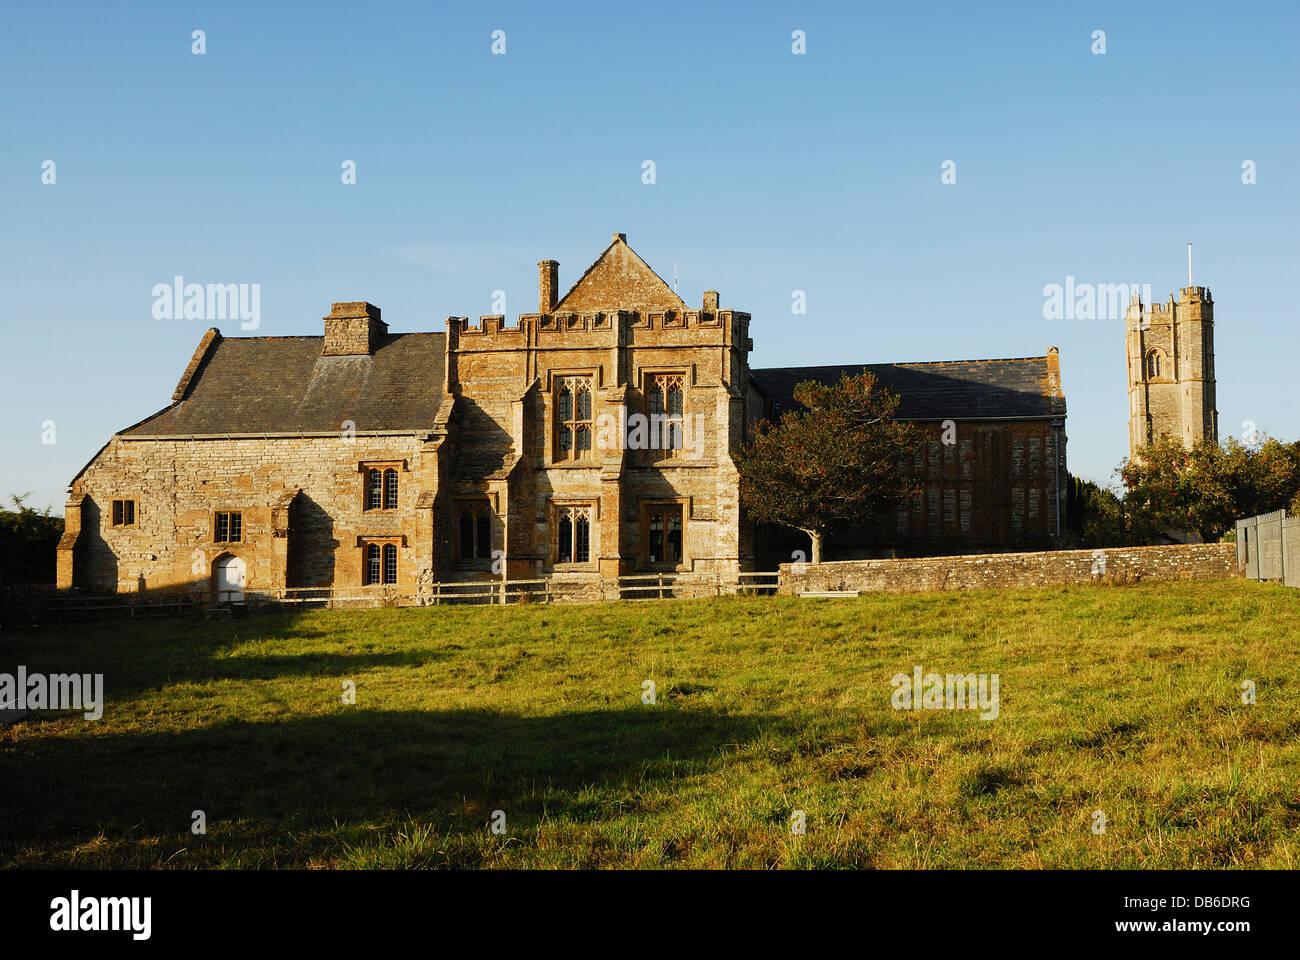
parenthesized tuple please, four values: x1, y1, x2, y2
(1045, 346, 1062, 397)
(703, 291, 719, 311)
(323, 302, 387, 356)
(539, 261, 559, 313)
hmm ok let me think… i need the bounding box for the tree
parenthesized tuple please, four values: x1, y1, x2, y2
(738, 370, 921, 563)
(0, 494, 65, 585)
(1065, 475, 1128, 547)
(1120, 435, 1300, 542)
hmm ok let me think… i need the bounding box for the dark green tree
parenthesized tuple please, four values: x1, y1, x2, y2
(738, 370, 921, 563)
(1120, 435, 1300, 542)
(0, 494, 64, 585)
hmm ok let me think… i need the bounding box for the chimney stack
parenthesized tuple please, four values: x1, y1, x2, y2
(323, 302, 386, 356)
(703, 291, 719, 311)
(539, 260, 559, 313)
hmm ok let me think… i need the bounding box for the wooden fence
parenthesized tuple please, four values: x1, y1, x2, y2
(2, 572, 781, 624)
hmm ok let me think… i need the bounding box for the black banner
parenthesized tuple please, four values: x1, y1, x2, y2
(0, 869, 1276, 947)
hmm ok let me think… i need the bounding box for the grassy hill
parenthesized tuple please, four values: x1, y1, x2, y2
(2, 580, 1298, 868)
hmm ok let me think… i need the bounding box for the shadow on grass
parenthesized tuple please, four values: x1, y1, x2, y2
(0, 611, 453, 701)
(1, 705, 782, 863)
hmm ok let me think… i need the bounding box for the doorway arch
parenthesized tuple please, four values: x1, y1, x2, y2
(213, 553, 246, 604)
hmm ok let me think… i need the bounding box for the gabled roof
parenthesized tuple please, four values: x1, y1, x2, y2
(554, 233, 686, 312)
(750, 356, 1066, 421)
(121, 330, 448, 437)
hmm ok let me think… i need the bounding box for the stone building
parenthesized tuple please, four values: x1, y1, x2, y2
(750, 354, 1068, 566)
(1125, 285, 1218, 458)
(57, 234, 1068, 596)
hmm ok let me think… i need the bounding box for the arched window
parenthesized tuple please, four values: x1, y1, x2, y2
(647, 373, 686, 454)
(557, 384, 573, 454)
(575, 512, 590, 563)
(363, 464, 399, 510)
(558, 513, 573, 563)
(554, 375, 593, 461)
(384, 469, 398, 509)
(554, 504, 593, 564)
(382, 543, 397, 584)
(1145, 351, 1163, 380)
(362, 541, 397, 585)
(575, 381, 592, 455)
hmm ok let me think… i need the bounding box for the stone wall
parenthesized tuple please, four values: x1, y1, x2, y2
(778, 543, 1239, 595)
(443, 234, 752, 581)
(61, 433, 440, 594)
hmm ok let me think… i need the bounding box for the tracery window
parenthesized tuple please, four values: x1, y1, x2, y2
(555, 504, 593, 564)
(647, 373, 686, 454)
(555, 376, 594, 461)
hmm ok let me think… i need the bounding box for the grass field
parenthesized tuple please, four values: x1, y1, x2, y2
(2, 579, 1298, 869)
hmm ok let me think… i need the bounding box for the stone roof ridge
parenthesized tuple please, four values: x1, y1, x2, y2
(172, 327, 221, 401)
(212, 331, 445, 342)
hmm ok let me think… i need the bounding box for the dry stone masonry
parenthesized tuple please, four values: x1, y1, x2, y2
(779, 543, 1238, 595)
(59, 234, 1072, 597)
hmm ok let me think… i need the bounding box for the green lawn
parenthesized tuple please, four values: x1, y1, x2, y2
(2, 579, 1298, 869)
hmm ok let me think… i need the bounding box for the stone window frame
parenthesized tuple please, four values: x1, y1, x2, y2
(550, 499, 598, 570)
(454, 499, 495, 569)
(213, 510, 243, 544)
(639, 498, 688, 571)
(548, 369, 599, 465)
(360, 536, 401, 585)
(360, 460, 405, 511)
(639, 367, 691, 462)
(110, 498, 137, 527)
(1144, 348, 1167, 381)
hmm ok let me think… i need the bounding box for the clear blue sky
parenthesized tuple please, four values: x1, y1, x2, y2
(2, 0, 1296, 512)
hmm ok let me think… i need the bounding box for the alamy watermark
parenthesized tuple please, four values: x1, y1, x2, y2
(594, 410, 706, 459)
(1043, 277, 1151, 321)
(152, 276, 260, 330)
(1, 666, 103, 720)
(890, 665, 999, 721)
(50, 891, 150, 940)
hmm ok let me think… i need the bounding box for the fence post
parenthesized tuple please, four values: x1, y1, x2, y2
(1280, 510, 1288, 586)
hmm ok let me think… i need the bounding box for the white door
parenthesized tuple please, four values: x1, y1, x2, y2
(214, 555, 246, 604)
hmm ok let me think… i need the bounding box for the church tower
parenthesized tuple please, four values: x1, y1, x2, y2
(1125, 285, 1218, 459)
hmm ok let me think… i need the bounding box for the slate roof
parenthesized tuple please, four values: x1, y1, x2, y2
(750, 357, 1066, 421)
(122, 331, 448, 436)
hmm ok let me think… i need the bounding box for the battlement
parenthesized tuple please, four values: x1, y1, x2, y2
(445, 306, 752, 353)
(452, 315, 525, 335)
(539, 310, 619, 332)
(1127, 287, 1213, 321)
(527, 308, 746, 333)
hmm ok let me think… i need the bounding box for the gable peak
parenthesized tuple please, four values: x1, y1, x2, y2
(551, 232, 685, 313)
